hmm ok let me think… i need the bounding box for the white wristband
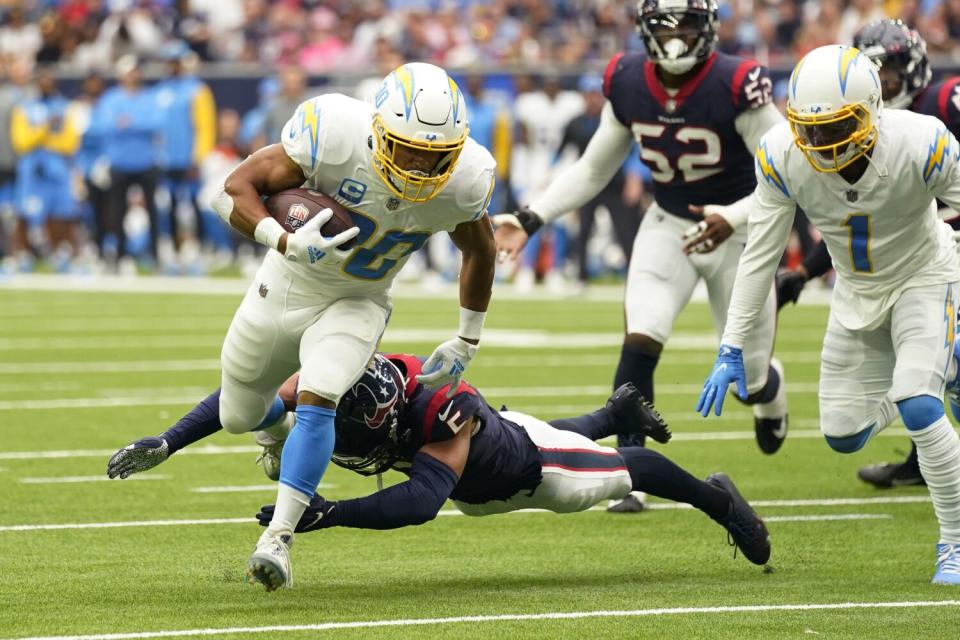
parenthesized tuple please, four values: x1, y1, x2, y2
(254, 217, 286, 252)
(458, 307, 486, 342)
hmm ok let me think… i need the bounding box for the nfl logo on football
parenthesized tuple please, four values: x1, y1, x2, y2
(285, 202, 310, 230)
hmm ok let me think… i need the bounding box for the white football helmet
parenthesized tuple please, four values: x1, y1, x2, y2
(786, 45, 883, 173)
(372, 62, 469, 203)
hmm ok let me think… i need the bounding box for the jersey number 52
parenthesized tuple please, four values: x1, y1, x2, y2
(631, 124, 722, 183)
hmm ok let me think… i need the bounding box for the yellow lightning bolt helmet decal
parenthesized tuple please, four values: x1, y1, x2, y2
(838, 46, 862, 96)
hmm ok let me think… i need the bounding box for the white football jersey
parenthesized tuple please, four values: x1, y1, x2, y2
(724, 109, 960, 345)
(277, 93, 496, 297)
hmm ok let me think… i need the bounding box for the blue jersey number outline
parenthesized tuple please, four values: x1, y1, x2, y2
(342, 209, 430, 280)
(844, 213, 873, 273)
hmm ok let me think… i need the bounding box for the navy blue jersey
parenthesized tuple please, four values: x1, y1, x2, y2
(913, 77, 960, 139)
(603, 51, 771, 220)
(386, 354, 542, 504)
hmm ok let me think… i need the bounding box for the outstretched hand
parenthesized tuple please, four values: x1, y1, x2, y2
(696, 345, 749, 417)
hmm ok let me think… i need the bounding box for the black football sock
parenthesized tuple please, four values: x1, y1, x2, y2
(548, 409, 613, 441)
(743, 363, 780, 405)
(618, 446, 730, 520)
(904, 442, 920, 473)
(160, 389, 224, 454)
(614, 344, 659, 448)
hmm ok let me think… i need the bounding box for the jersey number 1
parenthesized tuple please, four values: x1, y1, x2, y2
(845, 214, 872, 273)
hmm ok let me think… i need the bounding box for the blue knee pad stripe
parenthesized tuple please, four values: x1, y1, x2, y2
(279, 405, 337, 496)
(825, 425, 875, 453)
(897, 396, 945, 431)
(254, 396, 286, 430)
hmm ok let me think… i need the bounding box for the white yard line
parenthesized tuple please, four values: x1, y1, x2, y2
(0, 426, 921, 460)
(189, 484, 334, 493)
(761, 514, 892, 522)
(0, 360, 222, 374)
(0, 384, 826, 411)
(20, 475, 169, 484)
(0, 445, 260, 461)
(0, 352, 826, 375)
(0, 505, 910, 532)
(4, 600, 954, 640)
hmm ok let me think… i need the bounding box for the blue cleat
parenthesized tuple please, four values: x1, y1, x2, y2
(948, 340, 960, 422)
(933, 544, 960, 585)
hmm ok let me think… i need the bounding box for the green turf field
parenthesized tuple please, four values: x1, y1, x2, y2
(1, 284, 959, 639)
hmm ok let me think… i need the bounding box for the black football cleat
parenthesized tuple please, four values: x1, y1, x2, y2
(754, 416, 788, 455)
(606, 383, 671, 444)
(857, 461, 926, 488)
(606, 492, 647, 513)
(706, 472, 771, 566)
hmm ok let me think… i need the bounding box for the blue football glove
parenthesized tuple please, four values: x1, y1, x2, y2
(697, 344, 749, 417)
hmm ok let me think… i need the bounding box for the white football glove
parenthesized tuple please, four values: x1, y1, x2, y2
(283, 208, 360, 266)
(416, 337, 478, 396)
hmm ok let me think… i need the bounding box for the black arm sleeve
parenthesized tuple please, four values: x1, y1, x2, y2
(330, 452, 459, 530)
(801, 239, 832, 280)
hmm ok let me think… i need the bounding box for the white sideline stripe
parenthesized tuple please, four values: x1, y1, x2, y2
(0, 503, 914, 532)
(0, 445, 260, 461)
(20, 475, 169, 484)
(5, 600, 956, 640)
(0, 384, 825, 411)
(189, 484, 334, 493)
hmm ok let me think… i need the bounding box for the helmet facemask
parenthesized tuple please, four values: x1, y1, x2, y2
(637, 1, 718, 75)
(788, 103, 877, 173)
(372, 114, 465, 203)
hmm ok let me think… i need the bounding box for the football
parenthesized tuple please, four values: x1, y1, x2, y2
(263, 188, 357, 250)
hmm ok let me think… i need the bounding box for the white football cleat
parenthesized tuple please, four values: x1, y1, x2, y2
(933, 543, 960, 585)
(254, 433, 285, 482)
(246, 530, 294, 592)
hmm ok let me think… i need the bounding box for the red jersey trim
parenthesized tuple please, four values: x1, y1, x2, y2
(542, 464, 629, 473)
(603, 52, 626, 99)
(422, 383, 477, 442)
(938, 78, 960, 123)
(538, 447, 622, 456)
(386, 353, 423, 397)
(642, 53, 718, 112)
(730, 60, 759, 109)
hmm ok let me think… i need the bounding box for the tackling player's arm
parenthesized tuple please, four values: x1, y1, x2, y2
(259, 418, 474, 532)
(494, 102, 634, 261)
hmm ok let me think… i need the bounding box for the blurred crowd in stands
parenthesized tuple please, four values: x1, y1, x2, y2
(0, 0, 956, 286)
(1, 0, 959, 72)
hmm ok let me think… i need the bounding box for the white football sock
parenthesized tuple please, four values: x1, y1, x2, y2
(266, 483, 311, 537)
(910, 415, 960, 543)
(255, 412, 295, 445)
(873, 396, 900, 434)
